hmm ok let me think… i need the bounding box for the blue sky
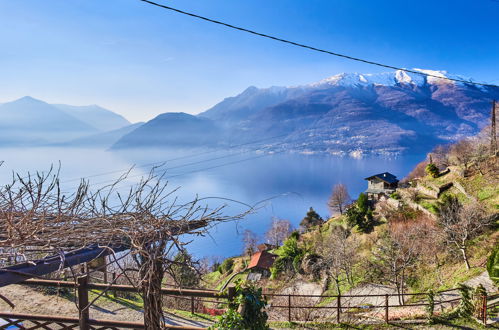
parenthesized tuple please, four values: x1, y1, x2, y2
(1, 0, 498, 122)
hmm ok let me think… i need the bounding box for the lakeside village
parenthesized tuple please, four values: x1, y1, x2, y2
(0, 125, 497, 329)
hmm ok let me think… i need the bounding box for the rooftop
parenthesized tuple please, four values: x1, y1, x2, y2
(364, 172, 399, 184)
(248, 250, 277, 270)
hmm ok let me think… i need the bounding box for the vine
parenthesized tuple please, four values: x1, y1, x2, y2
(211, 280, 269, 329)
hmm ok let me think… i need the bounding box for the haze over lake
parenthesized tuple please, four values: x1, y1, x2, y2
(0, 147, 424, 259)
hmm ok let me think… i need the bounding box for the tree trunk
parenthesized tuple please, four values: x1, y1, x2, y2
(141, 258, 164, 330)
(335, 278, 341, 296)
(400, 271, 405, 306)
(460, 247, 471, 270)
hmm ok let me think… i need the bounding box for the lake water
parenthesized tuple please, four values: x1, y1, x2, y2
(0, 147, 423, 259)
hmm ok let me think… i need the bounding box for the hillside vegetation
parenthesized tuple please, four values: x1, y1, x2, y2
(203, 126, 497, 327)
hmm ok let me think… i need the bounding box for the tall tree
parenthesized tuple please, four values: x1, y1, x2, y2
(300, 207, 324, 230)
(242, 229, 258, 256)
(265, 218, 292, 247)
(327, 184, 351, 215)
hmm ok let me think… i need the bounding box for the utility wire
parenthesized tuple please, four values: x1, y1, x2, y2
(56, 134, 287, 184)
(139, 0, 499, 89)
(61, 136, 294, 191)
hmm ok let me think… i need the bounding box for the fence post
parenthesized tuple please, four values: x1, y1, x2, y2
(288, 294, 291, 322)
(385, 294, 389, 323)
(336, 293, 341, 324)
(482, 295, 487, 325)
(191, 296, 195, 314)
(227, 286, 236, 303)
(112, 272, 117, 298)
(77, 276, 90, 330)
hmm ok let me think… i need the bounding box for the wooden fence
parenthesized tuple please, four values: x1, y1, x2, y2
(263, 289, 494, 325)
(0, 278, 495, 328)
(0, 277, 233, 330)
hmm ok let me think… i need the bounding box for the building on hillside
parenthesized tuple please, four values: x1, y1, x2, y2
(246, 250, 277, 281)
(364, 172, 399, 200)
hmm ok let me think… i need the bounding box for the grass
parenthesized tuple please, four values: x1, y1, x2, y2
(268, 317, 490, 329)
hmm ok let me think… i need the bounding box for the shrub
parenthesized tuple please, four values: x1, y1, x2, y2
(487, 245, 499, 284)
(389, 192, 401, 200)
(345, 193, 375, 233)
(425, 163, 440, 178)
(211, 280, 269, 329)
(270, 235, 304, 278)
(218, 258, 235, 274)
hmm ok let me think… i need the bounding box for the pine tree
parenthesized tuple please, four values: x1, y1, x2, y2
(299, 207, 323, 230)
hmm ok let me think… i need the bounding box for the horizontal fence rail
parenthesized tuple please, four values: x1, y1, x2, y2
(0, 278, 494, 327)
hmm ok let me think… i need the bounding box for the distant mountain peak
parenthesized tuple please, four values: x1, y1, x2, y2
(14, 96, 43, 103)
(309, 68, 468, 89)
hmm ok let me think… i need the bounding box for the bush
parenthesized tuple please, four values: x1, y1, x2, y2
(270, 236, 304, 278)
(389, 192, 401, 200)
(487, 245, 499, 284)
(211, 280, 269, 329)
(345, 193, 375, 233)
(425, 163, 440, 178)
(218, 258, 235, 274)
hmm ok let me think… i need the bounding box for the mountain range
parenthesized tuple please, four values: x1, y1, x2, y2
(0, 96, 134, 147)
(112, 69, 499, 155)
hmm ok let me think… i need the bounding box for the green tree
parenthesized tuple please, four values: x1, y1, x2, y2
(425, 163, 440, 178)
(170, 251, 199, 288)
(299, 207, 324, 230)
(270, 235, 305, 278)
(346, 193, 375, 233)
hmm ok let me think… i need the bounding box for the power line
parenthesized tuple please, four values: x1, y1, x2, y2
(138, 0, 499, 89)
(61, 136, 295, 191)
(54, 134, 287, 184)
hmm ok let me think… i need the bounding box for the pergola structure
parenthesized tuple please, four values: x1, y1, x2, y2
(0, 168, 246, 329)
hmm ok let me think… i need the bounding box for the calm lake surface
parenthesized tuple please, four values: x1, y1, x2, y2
(0, 147, 423, 259)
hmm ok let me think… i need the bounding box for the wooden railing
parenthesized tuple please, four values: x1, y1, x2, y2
(0, 277, 233, 329)
(261, 288, 491, 324)
(0, 278, 495, 328)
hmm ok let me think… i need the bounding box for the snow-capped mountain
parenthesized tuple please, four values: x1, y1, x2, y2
(310, 69, 465, 88)
(113, 69, 499, 155)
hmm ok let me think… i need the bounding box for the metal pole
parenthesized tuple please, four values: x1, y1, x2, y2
(336, 294, 341, 324)
(77, 276, 90, 330)
(385, 294, 389, 323)
(288, 294, 291, 322)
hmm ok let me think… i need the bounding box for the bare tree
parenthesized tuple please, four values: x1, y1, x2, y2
(430, 144, 451, 168)
(265, 218, 292, 247)
(437, 196, 489, 270)
(369, 230, 420, 305)
(313, 226, 358, 294)
(449, 139, 475, 170)
(328, 184, 351, 215)
(242, 229, 258, 256)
